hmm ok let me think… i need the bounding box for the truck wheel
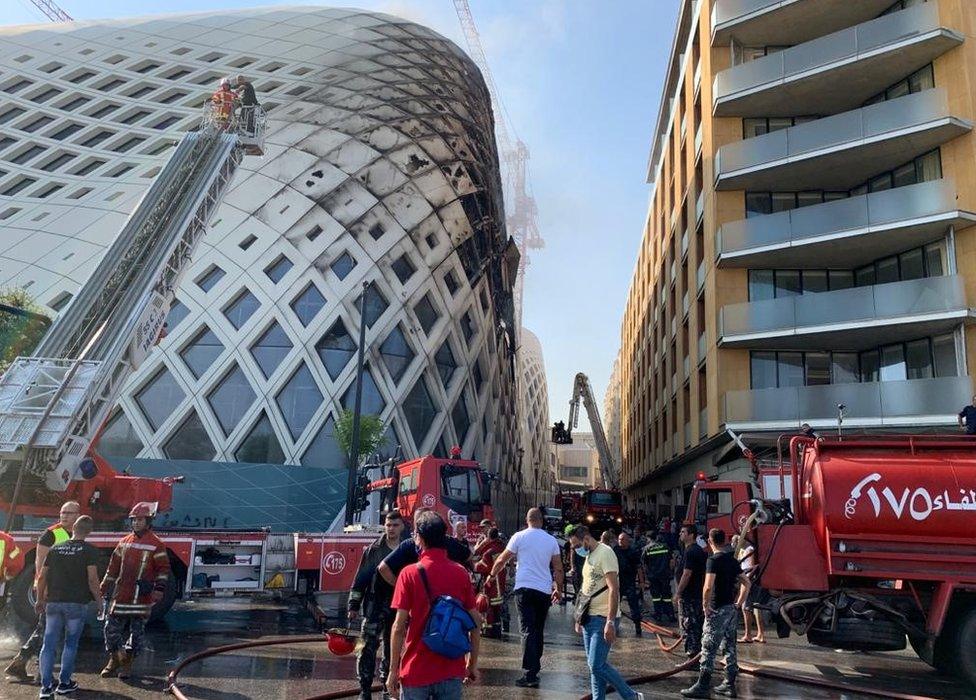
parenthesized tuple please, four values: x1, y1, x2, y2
(8, 567, 38, 625)
(949, 607, 976, 686)
(807, 617, 906, 652)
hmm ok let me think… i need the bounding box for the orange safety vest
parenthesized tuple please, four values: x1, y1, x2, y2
(211, 88, 236, 121)
(0, 531, 22, 581)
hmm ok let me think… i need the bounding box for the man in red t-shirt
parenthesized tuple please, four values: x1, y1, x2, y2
(387, 511, 481, 700)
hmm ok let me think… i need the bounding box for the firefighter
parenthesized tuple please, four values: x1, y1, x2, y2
(4, 501, 80, 681)
(642, 530, 675, 623)
(99, 502, 171, 680)
(0, 529, 23, 582)
(347, 509, 406, 700)
(473, 527, 506, 638)
(210, 77, 237, 130)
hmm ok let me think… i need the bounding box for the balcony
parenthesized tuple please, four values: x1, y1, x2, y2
(716, 179, 976, 268)
(715, 89, 971, 192)
(722, 375, 973, 430)
(718, 275, 970, 350)
(712, 0, 894, 47)
(714, 4, 962, 117)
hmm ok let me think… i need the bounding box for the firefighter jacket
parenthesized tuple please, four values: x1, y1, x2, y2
(642, 539, 671, 579)
(100, 529, 170, 617)
(348, 533, 404, 615)
(473, 536, 507, 597)
(0, 531, 22, 581)
(211, 87, 236, 122)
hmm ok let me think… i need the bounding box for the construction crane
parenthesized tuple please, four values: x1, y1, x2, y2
(552, 373, 619, 491)
(26, 0, 72, 22)
(453, 0, 545, 325)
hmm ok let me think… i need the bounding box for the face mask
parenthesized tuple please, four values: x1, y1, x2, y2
(575, 546, 588, 558)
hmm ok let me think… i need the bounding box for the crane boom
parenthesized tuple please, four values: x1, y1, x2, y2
(27, 0, 72, 22)
(564, 373, 619, 490)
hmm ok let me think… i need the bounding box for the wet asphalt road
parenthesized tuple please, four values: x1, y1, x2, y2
(0, 596, 970, 699)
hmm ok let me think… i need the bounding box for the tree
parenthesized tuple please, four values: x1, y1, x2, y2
(0, 288, 51, 374)
(334, 408, 387, 465)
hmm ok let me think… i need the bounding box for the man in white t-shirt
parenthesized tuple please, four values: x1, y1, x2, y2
(486, 508, 563, 688)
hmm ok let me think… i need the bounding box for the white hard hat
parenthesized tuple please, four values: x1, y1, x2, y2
(219, 77, 231, 87)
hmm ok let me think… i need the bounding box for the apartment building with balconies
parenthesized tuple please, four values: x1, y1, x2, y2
(619, 0, 976, 516)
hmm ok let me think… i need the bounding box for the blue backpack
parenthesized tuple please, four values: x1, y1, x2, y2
(417, 564, 476, 659)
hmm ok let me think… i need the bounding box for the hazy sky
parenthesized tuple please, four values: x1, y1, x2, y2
(4, 0, 680, 431)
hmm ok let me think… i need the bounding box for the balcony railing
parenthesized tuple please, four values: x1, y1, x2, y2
(716, 179, 976, 268)
(722, 375, 973, 428)
(713, 4, 960, 116)
(712, 0, 895, 47)
(719, 274, 968, 347)
(715, 88, 970, 191)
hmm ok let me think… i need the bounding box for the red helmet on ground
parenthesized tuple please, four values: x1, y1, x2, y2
(326, 629, 356, 656)
(128, 502, 155, 519)
(475, 593, 490, 615)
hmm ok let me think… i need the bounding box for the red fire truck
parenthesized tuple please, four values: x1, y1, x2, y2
(685, 434, 976, 686)
(581, 488, 623, 530)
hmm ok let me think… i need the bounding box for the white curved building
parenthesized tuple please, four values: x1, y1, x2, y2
(517, 327, 552, 504)
(0, 7, 524, 521)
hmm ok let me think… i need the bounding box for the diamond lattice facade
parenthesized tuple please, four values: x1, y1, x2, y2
(0, 7, 525, 526)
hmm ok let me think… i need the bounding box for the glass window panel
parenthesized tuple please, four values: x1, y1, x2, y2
(98, 411, 143, 458)
(743, 118, 767, 139)
(909, 64, 935, 93)
(357, 285, 389, 328)
(850, 183, 868, 197)
(876, 257, 899, 284)
(899, 248, 925, 281)
(444, 271, 460, 296)
(869, 173, 892, 193)
(855, 265, 876, 287)
(207, 364, 256, 436)
(768, 118, 793, 133)
(264, 255, 293, 283)
(745, 192, 771, 218)
(748, 270, 774, 301)
(166, 299, 189, 331)
(796, 191, 823, 208)
(777, 352, 804, 387)
(915, 149, 942, 182)
(460, 310, 477, 346)
(290, 283, 325, 327)
(391, 254, 416, 284)
(301, 415, 345, 469)
(860, 350, 880, 383)
(180, 327, 224, 379)
(933, 333, 958, 377)
(924, 242, 945, 276)
(802, 270, 828, 294)
(831, 352, 860, 384)
(805, 352, 830, 385)
(451, 395, 471, 445)
(163, 410, 215, 460)
(434, 340, 458, 387)
(770, 192, 796, 213)
(316, 319, 357, 380)
(276, 363, 323, 439)
(905, 339, 933, 380)
(413, 293, 440, 335)
(196, 265, 225, 292)
(472, 358, 485, 395)
(330, 252, 357, 280)
(824, 191, 848, 202)
(235, 412, 285, 464)
(880, 344, 907, 381)
(250, 322, 292, 378)
(136, 367, 185, 431)
(750, 352, 777, 389)
(828, 270, 854, 290)
(885, 80, 910, 100)
(404, 376, 438, 448)
(775, 270, 801, 297)
(342, 365, 386, 416)
(379, 325, 414, 384)
(892, 162, 917, 188)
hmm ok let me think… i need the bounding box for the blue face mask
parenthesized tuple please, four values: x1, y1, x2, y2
(575, 546, 588, 558)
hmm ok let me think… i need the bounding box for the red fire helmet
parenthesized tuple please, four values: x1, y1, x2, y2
(128, 502, 156, 519)
(475, 593, 490, 615)
(325, 629, 356, 656)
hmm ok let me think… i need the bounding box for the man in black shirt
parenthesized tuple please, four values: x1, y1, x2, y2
(376, 520, 471, 586)
(681, 528, 749, 699)
(959, 396, 976, 434)
(673, 523, 706, 657)
(613, 531, 645, 636)
(35, 515, 101, 698)
(234, 74, 259, 134)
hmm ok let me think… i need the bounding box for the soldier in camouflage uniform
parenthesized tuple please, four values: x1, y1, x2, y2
(347, 510, 406, 700)
(682, 529, 750, 699)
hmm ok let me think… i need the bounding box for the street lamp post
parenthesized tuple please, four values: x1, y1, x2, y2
(345, 280, 370, 527)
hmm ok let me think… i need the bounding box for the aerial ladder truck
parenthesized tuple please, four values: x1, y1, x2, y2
(552, 373, 622, 530)
(0, 104, 266, 620)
